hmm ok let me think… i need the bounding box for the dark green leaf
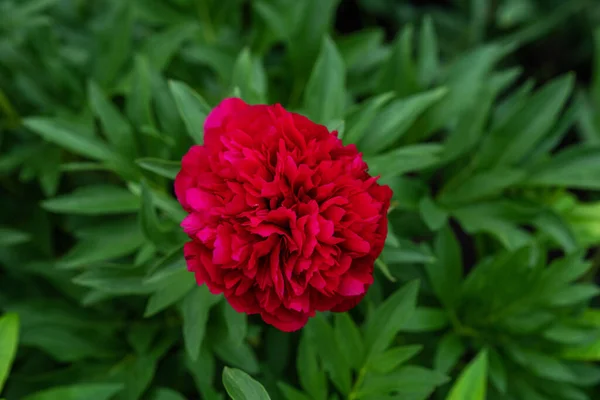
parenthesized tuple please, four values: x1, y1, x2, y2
(401, 307, 449, 332)
(42, 185, 139, 215)
(425, 226, 462, 308)
(378, 25, 418, 97)
(0, 227, 30, 247)
(297, 332, 327, 400)
(364, 144, 443, 178)
(525, 145, 600, 189)
(137, 158, 180, 180)
(180, 286, 220, 361)
(434, 334, 466, 374)
(334, 313, 364, 370)
(22, 384, 124, 400)
(232, 48, 267, 104)
(367, 345, 423, 374)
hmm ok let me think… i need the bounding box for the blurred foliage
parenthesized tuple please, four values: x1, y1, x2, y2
(0, 0, 599, 399)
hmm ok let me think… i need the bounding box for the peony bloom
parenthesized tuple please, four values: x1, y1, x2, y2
(175, 98, 392, 331)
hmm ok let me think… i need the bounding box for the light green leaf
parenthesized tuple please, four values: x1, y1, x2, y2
(367, 345, 423, 374)
(0, 313, 19, 393)
(304, 36, 346, 124)
(525, 145, 600, 189)
(169, 80, 212, 144)
(365, 144, 443, 178)
(137, 158, 180, 180)
(547, 284, 600, 307)
(446, 350, 488, 400)
(359, 87, 447, 155)
(180, 286, 220, 361)
(232, 48, 267, 104)
(22, 384, 124, 400)
(222, 367, 270, 400)
(365, 280, 419, 357)
(42, 185, 139, 215)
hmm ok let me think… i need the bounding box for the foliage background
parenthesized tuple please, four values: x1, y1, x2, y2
(1, 0, 600, 399)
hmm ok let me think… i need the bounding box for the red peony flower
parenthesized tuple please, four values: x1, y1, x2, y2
(175, 98, 392, 331)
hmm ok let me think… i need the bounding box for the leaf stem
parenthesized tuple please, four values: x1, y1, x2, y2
(348, 366, 367, 400)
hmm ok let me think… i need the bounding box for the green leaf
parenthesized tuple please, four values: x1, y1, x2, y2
(73, 265, 151, 295)
(304, 36, 346, 124)
(506, 346, 577, 383)
(306, 315, 351, 395)
(525, 145, 600, 189)
(220, 301, 247, 346)
(401, 307, 449, 332)
(142, 22, 199, 71)
(418, 16, 440, 87)
(446, 350, 488, 400)
(425, 226, 462, 308)
(434, 334, 466, 374)
(152, 388, 187, 400)
(343, 92, 394, 145)
(481, 73, 575, 167)
(42, 185, 139, 215)
(22, 384, 124, 400)
(0, 313, 19, 393)
(144, 268, 195, 317)
(0, 227, 30, 247)
(169, 80, 212, 144)
(439, 168, 525, 205)
(419, 197, 448, 231)
(358, 366, 448, 399)
(140, 181, 180, 249)
(180, 286, 220, 361)
(222, 367, 271, 400)
(382, 240, 436, 265)
(378, 25, 418, 97)
(488, 349, 507, 393)
(137, 158, 180, 180)
(359, 87, 447, 155)
(126, 55, 155, 129)
(297, 332, 327, 400)
(232, 48, 267, 104)
(546, 284, 600, 307)
(88, 81, 136, 156)
(334, 313, 364, 370)
(364, 280, 419, 357)
(23, 117, 114, 161)
(277, 383, 311, 400)
(364, 144, 443, 178)
(367, 345, 423, 374)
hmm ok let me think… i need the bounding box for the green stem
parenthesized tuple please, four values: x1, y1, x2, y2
(348, 367, 367, 400)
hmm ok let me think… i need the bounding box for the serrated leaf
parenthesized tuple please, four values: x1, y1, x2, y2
(137, 158, 180, 179)
(0, 313, 19, 393)
(446, 350, 488, 400)
(365, 280, 419, 357)
(169, 80, 212, 144)
(42, 185, 139, 215)
(180, 286, 220, 361)
(304, 36, 346, 124)
(222, 367, 270, 400)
